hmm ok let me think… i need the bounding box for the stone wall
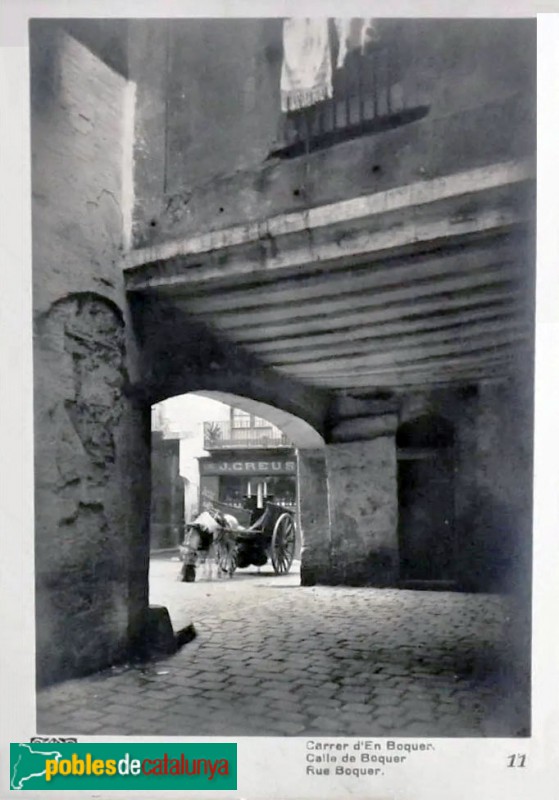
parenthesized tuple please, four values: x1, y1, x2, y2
(31, 25, 150, 686)
(128, 18, 535, 247)
(468, 377, 533, 596)
(398, 372, 534, 689)
(398, 376, 534, 594)
(309, 376, 533, 592)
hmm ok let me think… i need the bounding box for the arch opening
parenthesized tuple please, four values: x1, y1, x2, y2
(148, 391, 329, 629)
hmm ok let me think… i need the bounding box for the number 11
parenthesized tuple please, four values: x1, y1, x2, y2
(507, 754, 527, 768)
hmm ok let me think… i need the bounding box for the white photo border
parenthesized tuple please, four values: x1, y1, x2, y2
(1, 2, 558, 798)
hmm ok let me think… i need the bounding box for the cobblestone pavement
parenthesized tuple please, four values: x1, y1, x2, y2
(37, 555, 528, 738)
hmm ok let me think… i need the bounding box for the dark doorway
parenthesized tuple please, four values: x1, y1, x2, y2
(397, 416, 456, 585)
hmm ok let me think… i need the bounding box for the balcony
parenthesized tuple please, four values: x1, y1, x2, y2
(203, 420, 291, 450)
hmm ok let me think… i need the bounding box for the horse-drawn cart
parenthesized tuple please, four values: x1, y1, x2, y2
(231, 502, 297, 575)
(179, 501, 297, 581)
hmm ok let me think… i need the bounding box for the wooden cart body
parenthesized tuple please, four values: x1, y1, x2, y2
(214, 500, 297, 575)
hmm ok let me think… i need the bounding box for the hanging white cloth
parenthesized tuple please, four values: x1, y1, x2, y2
(280, 18, 333, 112)
(334, 18, 380, 69)
(334, 18, 353, 70)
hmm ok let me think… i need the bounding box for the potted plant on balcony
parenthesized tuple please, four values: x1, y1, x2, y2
(205, 422, 222, 446)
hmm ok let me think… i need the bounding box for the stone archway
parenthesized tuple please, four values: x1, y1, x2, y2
(130, 294, 333, 589)
(396, 415, 456, 586)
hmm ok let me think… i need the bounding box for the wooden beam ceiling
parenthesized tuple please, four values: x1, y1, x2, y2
(124, 160, 535, 394)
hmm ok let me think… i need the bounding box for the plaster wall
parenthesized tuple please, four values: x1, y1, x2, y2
(31, 25, 150, 685)
(128, 18, 535, 247)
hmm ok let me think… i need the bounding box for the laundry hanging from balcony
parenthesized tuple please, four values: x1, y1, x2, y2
(280, 17, 379, 112)
(280, 19, 333, 112)
(333, 18, 380, 69)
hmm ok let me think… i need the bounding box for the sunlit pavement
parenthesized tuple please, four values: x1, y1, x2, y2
(37, 554, 528, 738)
(149, 550, 302, 633)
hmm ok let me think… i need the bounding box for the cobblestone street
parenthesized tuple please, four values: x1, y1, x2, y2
(36, 555, 528, 738)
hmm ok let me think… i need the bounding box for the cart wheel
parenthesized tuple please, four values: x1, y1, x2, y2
(271, 513, 296, 575)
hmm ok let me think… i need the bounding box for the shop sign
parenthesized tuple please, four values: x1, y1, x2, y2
(200, 459, 296, 476)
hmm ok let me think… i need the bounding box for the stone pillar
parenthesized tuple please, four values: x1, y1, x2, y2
(28, 25, 168, 685)
(297, 449, 331, 585)
(325, 417, 399, 586)
(34, 297, 153, 685)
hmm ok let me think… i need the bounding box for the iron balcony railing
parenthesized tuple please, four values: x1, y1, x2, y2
(203, 420, 291, 450)
(213, 498, 296, 511)
(270, 26, 429, 160)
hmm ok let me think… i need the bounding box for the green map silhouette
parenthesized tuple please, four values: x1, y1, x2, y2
(11, 743, 62, 790)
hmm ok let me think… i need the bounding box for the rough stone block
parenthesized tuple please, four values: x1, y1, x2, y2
(326, 436, 399, 586)
(142, 605, 178, 659)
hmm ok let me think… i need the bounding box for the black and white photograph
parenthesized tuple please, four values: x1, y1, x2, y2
(1, 2, 559, 798)
(28, 11, 536, 739)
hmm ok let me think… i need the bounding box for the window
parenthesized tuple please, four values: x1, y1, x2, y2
(231, 408, 273, 429)
(231, 408, 251, 429)
(253, 416, 272, 428)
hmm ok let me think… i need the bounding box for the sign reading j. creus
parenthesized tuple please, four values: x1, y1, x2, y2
(199, 459, 296, 476)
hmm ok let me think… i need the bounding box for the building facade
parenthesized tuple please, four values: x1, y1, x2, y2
(199, 408, 297, 512)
